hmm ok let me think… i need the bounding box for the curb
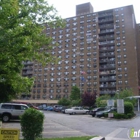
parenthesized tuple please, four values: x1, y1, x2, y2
(90, 136, 105, 140)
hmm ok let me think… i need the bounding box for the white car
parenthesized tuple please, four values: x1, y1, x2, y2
(65, 107, 89, 115)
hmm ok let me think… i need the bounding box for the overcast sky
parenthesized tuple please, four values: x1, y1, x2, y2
(48, 0, 140, 23)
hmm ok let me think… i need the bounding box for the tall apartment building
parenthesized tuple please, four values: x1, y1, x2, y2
(22, 2, 140, 100)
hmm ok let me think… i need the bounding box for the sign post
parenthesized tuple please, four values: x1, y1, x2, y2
(0, 128, 20, 140)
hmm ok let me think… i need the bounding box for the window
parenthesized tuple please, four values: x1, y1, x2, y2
(93, 58, 97, 62)
(124, 73, 127, 77)
(124, 54, 127, 58)
(124, 61, 127, 64)
(117, 43, 121, 46)
(80, 16, 84, 18)
(57, 67, 61, 70)
(118, 74, 122, 78)
(118, 68, 122, 72)
(118, 81, 122, 85)
(1, 104, 11, 109)
(93, 76, 97, 80)
(123, 48, 126, 51)
(50, 78, 54, 82)
(65, 66, 69, 69)
(66, 24, 70, 27)
(13, 105, 21, 110)
(73, 22, 77, 26)
(117, 55, 121, 58)
(124, 67, 127, 71)
(49, 89, 54, 93)
(73, 17, 77, 21)
(93, 70, 97, 74)
(125, 81, 128, 84)
(57, 72, 61, 76)
(66, 18, 70, 22)
(118, 61, 121, 65)
(93, 46, 97, 50)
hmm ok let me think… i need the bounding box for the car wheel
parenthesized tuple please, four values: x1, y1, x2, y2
(2, 114, 10, 122)
(92, 114, 95, 117)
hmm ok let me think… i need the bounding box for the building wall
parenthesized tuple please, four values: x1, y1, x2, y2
(22, 4, 139, 100)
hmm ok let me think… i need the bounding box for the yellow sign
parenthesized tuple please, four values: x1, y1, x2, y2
(0, 128, 20, 140)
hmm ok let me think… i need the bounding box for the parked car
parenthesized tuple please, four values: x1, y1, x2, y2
(38, 104, 47, 110)
(53, 105, 62, 112)
(44, 106, 54, 111)
(54, 106, 63, 112)
(0, 103, 29, 122)
(65, 107, 89, 115)
(89, 107, 106, 117)
(61, 106, 69, 113)
(11, 101, 38, 110)
(96, 107, 117, 118)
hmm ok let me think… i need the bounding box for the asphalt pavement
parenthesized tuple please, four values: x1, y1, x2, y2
(2, 111, 140, 140)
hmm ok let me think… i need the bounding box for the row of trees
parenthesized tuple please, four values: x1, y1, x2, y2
(58, 86, 97, 107)
(58, 86, 136, 108)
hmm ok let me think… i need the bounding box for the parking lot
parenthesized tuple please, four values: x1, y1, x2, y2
(2, 111, 140, 140)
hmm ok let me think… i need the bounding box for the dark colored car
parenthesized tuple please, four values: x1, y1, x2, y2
(96, 107, 117, 118)
(54, 105, 62, 112)
(89, 107, 106, 117)
(55, 106, 63, 112)
(44, 106, 54, 111)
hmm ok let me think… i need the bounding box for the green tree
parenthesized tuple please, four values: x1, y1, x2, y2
(58, 98, 71, 106)
(96, 94, 111, 107)
(114, 89, 134, 99)
(114, 89, 136, 106)
(70, 86, 80, 101)
(0, 0, 65, 102)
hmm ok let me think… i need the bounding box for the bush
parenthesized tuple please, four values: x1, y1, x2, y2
(124, 102, 134, 114)
(20, 108, 45, 140)
(71, 99, 81, 106)
(58, 98, 71, 106)
(113, 112, 135, 119)
(114, 113, 126, 119)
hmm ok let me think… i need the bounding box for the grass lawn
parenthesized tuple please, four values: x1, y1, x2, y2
(33, 136, 94, 140)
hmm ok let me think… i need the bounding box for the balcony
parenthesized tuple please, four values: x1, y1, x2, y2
(99, 77, 116, 82)
(99, 40, 115, 46)
(100, 70, 116, 75)
(99, 47, 115, 52)
(99, 29, 114, 34)
(99, 24, 114, 29)
(99, 53, 115, 58)
(100, 84, 116, 88)
(99, 35, 114, 41)
(98, 13, 113, 18)
(99, 59, 115, 64)
(99, 65, 116, 70)
(98, 18, 114, 23)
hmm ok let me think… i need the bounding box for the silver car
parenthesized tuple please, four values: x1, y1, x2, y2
(65, 107, 89, 115)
